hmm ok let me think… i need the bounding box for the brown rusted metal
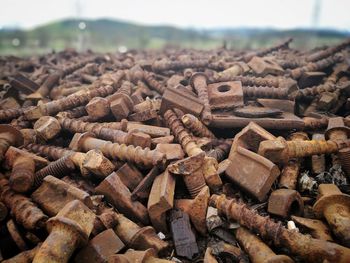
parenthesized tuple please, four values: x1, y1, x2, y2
(32, 175, 93, 217)
(226, 146, 280, 201)
(74, 229, 125, 263)
(113, 213, 170, 255)
(210, 194, 350, 262)
(69, 132, 166, 167)
(2, 243, 41, 263)
(108, 248, 173, 263)
(147, 169, 175, 233)
(174, 185, 210, 235)
(279, 132, 308, 190)
(267, 189, 304, 218)
(291, 215, 333, 241)
(95, 172, 149, 225)
(0, 175, 48, 230)
(235, 227, 293, 263)
(131, 167, 160, 201)
(258, 136, 348, 164)
(313, 184, 350, 247)
(33, 200, 96, 263)
(181, 113, 216, 138)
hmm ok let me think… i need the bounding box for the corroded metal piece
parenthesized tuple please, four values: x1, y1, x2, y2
(33, 200, 96, 263)
(210, 194, 350, 262)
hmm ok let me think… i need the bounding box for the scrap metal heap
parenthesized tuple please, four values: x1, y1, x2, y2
(1, 39, 350, 262)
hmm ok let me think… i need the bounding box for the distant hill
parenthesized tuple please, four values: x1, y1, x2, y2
(0, 18, 349, 55)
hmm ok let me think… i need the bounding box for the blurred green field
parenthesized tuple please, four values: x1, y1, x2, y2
(0, 18, 348, 56)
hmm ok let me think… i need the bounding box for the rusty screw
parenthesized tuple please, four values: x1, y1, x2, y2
(279, 132, 308, 189)
(181, 113, 216, 139)
(210, 194, 350, 262)
(69, 132, 166, 167)
(190, 73, 212, 124)
(258, 136, 349, 164)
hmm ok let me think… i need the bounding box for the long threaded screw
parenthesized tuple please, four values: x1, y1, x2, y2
(143, 71, 165, 95)
(210, 194, 350, 262)
(181, 114, 216, 139)
(190, 73, 212, 124)
(24, 71, 125, 120)
(258, 136, 349, 164)
(164, 109, 203, 157)
(70, 133, 166, 167)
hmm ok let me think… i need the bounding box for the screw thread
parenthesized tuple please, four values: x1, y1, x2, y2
(152, 59, 208, 72)
(243, 38, 292, 62)
(306, 39, 350, 62)
(338, 148, 350, 177)
(59, 117, 128, 143)
(116, 81, 132, 97)
(164, 109, 202, 156)
(26, 143, 73, 160)
(34, 156, 75, 188)
(82, 137, 165, 167)
(144, 72, 165, 94)
(0, 108, 26, 122)
(181, 114, 215, 138)
(243, 86, 289, 99)
(287, 140, 339, 158)
(290, 55, 343, 79)
(0, 176, 47, 229)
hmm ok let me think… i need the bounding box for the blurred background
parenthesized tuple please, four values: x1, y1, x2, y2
(0, 0, 349, 55)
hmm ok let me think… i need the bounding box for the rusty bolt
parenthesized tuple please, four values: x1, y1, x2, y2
(313, 184, 350, 247)
(190, 73, 212, 124)
(33, 200, 96, 263)
(110, 81, 134, 120)
(210, 194, 350, 262)
(279, 132, 308, 190)
(85, 97, 110, 119)
(147, 169, 175, 233)
(95, 172, 150, 225)
(75, 229, 125, 263)
(69, 132, 166, 167)
(181, 113, 216, 139)
(258, 136, 345, 164)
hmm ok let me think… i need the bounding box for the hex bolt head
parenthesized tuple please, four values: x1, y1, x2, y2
(34, 116, 61, 141)
(85, 97, 110, 118)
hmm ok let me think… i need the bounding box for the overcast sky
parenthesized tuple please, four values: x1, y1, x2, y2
(0, 0, 349, 30)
